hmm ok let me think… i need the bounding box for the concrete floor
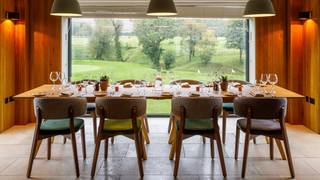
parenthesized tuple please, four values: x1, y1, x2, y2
(0, 117, 320, 179)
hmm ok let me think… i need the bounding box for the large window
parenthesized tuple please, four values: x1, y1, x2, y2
(70, 18, 249, 114)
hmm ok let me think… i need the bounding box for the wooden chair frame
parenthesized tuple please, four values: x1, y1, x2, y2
(91, 106, 146, 178)
(27, 106, 86, 178)
(234, 106, 295, 178)
(172, 106, 227, 178)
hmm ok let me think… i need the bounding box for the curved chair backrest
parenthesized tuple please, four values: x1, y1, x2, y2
(172, 97, 223, 119)
(170, 79, 203, 85)
(116, 79, 143, 85)
(233, 97, 287, 119)
(34, 97, 87, 119)
(228, 80, 251, 85)
(95, 97, 146, 119)
(72, 79, 98, 85)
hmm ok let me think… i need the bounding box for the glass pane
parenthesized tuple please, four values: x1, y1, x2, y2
(71, 18, 248, 114)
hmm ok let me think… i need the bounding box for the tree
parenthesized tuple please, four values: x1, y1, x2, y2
(89, 19, 113, 60)
(180, 20, 206, 62)
(225, 20, 245, 64)
(197, 30, 216, 65)
(134, 19, 177, 70)
(112, 20, 123, 61)
(163, 50, 176, 70)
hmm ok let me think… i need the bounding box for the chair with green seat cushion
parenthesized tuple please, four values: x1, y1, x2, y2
(171, 97, 227, 178)
(91, 97, 147, 178)
(27, 97, 87, 178)
(221, 80, 251, 144)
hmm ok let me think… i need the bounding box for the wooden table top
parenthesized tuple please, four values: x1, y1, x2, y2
(14, 84, 305, 102)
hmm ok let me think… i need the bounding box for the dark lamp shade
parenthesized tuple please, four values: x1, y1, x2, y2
(50, 0, 82, 17)
(147, 0, 178, 16)
(243, 0, 275, 18)
(5, 11, 20, 20)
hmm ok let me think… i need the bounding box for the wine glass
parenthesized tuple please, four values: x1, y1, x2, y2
(268, 73, 278, 95)
(49, 71, 59, 91)
(260, 74, 268, 86)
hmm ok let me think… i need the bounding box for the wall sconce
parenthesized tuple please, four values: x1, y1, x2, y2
(5, 11, 20, 21)
(298, 11, 312, 21)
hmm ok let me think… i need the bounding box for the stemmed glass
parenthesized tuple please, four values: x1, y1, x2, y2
(49, 71, 59, 91)
(268, 73, 278, 95)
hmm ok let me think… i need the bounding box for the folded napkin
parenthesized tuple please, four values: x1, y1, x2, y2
(121, 92, 132, 97)
(181, 82, 190, 88)
(123, 82, 133, 88)
(189, 92, 200, 97)
(60, 91, 74, 97)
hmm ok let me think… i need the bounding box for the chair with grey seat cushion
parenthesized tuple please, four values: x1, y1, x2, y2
(171, 97, 227, 178)
(91, 97, 147, 178)
(27, 97, 87, 178)
(233, 97, 295, 178)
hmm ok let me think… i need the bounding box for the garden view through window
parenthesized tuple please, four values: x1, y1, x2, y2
(71, 18, 248, 114)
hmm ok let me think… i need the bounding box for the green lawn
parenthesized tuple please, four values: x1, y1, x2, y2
(71, 36, 246, 114)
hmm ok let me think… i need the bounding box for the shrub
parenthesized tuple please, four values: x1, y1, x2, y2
(163, 50, 176, 70)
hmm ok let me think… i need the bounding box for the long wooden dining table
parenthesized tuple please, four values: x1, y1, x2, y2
(14, 84, 304, 160)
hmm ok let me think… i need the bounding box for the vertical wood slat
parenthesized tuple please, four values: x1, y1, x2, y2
(0, 0, 16, 131)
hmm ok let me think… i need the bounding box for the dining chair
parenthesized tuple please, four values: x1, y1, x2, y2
(168, 79, 203, 134)
(66, 79, 98, 144)
(233, 97, 295, 178)
(111, 79, 150, 144)
(91, 97, 147, 178)
(170, 97, 227, 178)
(222, 80, 251, 144)
(27, 97, 87, 178)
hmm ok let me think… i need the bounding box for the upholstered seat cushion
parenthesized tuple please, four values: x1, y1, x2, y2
(176, 118, 214, 131)
(40, 118, 84, 135)
(103, 119, 142, 133)
(86, 103, 96, 112)
(223, 103, 234, 112)
(237, 118, 282, 135)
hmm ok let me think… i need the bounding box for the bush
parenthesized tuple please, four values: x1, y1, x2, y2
(199, 49, 213, 65)
(163, 50, 176, 70)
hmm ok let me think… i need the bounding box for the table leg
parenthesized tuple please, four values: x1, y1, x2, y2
(275, 139, 286, 160)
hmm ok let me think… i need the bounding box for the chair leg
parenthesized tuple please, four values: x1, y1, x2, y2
(210, 138, 214, 159)
(234, 126, 240, 160)
(241, 131, 250, 178)
(222, 110, 227, 144)
(104, 138, 109, 159)
(169, 137, 176, 160)
(202, 137, 206, 144)
(27, 136, 40, 178)
(92, 111, 97, 144)
(134, 132, 144, 178)
(111, 137, 115, 144)
(47, 138, 51, 160)
(81, 127, 87, 159)
(269, 137, 274, 160)
(63, 137, 67, 144)
(173, 134, 183, 178)
(168, 115, 173, 133)
(70, 132, 80, 177)
(283, 137, 295, 178)
(141, 120, 150, 144)
(215, 131, 227, 177)
(144, 115, 150, 133)
(253, 137, 257, 144)
(275, 140, 287, 160)
(139, 131, 147, 160)
(91, 138, 101, 178)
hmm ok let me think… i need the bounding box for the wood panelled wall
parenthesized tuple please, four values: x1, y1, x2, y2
(256, 0, 320, 132)
(0, 0, 61, 131)
(0, 0, 16, 131)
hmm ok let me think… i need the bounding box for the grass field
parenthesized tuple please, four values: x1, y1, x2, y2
(71, 36, 246, 114)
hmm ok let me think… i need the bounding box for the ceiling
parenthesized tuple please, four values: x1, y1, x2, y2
(78, 0, 249, 18)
